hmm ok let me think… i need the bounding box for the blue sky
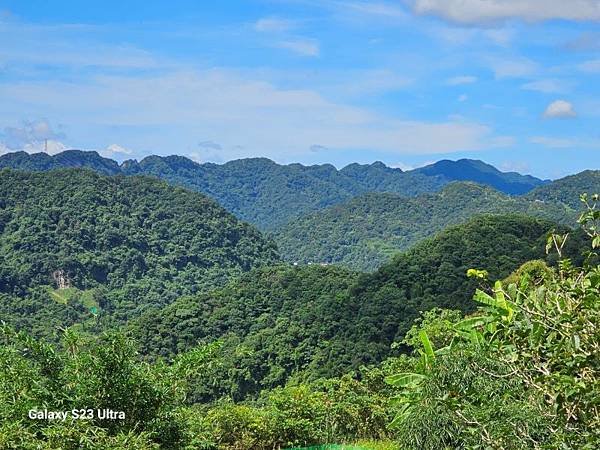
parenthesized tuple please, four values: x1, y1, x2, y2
(0, 1, 599, 179)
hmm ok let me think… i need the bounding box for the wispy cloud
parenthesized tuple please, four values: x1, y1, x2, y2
(0, 119, 67, 152)
(254, 17, 294, 33)
(579, 59, 600, 73)
(410, 0, 600, 24)
(488, 57, 538, 79)
(446, 75, 477, 85)
(276, 38, 320, 56)
(0, 69, 513, 158)
(530, 136, 576, 148)
(564, 32, 600, 51)
(530, 136, 600, 149)
(340, 1, 408, 19)
(521, 79, 571, 94)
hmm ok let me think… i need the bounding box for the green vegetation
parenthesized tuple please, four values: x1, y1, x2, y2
(129, 214, 577, 400)
(1, 158, 598, 449)
(273, 182, 579, 270)
(526, 169, 600, 209)
(0, 168, 279, 339)
(0, 151, 550, 230)
(385, 198, 600, 448)
(2, 199, 598, 449)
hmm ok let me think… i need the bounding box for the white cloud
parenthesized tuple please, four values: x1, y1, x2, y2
(0, 69, 514, 159)
(391, 161, 415, 171)
(458, 94, 468, 102)
(488, 57, 538, 79)
(446, 75, 477, 85)
(23, 139, 68, 155)
(254, 17, 294, 33)
(0, 119, 67, 154)
(543, 100, 577, 119)
(579, 59, 600, 73)
(309, 144, 328, 153)
(410, 0, 600, 24)
(276, 39, 320, 56)
(100, 143, 133, 158)
(189, 141, 224, 163)
(521, 79, 570, 94)
(391, 160, 435, 171)
(0, 141, 11, 155)
(336, 69, 412, 95)
(530, 136, 576, 148)
(483, 28, 515, 46)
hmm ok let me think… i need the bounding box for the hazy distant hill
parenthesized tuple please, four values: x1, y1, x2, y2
(273, 182, 575, 270)
(0, 150, 548, 229)
(415, 159, 548, 194)
(525, 170, 600, 209)
(0, 149, 121, 174)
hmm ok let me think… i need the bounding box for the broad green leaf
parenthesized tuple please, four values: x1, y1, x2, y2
(385, 372, 427, 387)
(420, 329, 435, 361)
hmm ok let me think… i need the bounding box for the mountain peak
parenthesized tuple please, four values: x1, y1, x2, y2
(414, 159, 546, 195)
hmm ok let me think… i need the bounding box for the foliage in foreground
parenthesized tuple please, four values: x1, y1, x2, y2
(386, 194, 600, 449)
(0, 328, 220, 449)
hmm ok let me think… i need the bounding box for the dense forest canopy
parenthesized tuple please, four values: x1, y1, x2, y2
(129, 214, 581, 401)
(0, 168, 279, 339)
(0, 150, 551, 230)
(525, 169, 600, 208)
(273, 181, 583, 270)
(0, 156, 597, 449)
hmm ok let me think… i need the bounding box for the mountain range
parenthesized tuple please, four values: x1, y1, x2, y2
(2, 153, 597, 449)
(0, 150, 548, 230)
(273, 182, 578, 270)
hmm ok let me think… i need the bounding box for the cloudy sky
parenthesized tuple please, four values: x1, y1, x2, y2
(0, 0, 599, 178)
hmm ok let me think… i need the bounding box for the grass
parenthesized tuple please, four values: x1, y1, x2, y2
(288, 441, 399, 450)
(47, 286, 99, 312)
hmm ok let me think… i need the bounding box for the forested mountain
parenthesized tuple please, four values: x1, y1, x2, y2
(0, 149, 121, 174)
(415, 159, 548, 194)
(273, 182, 574, 270)
(0, 150, 547, 230)
(129, 214, 573, 400)
(525, 170, 600, 209)
(0, 168, 279, 338)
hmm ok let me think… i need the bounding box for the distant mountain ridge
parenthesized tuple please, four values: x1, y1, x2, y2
(273, 181, 575, 271)
(0, 150, 549, 229)
(415, 159, 549, 195)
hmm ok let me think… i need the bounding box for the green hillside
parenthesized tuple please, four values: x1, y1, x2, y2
(0, 151, 548, 230)
(273, 182, 573, 271)
(129, 214, 571, 400)
(0, 168, 279, 338)
(525, 170, 600, 208)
